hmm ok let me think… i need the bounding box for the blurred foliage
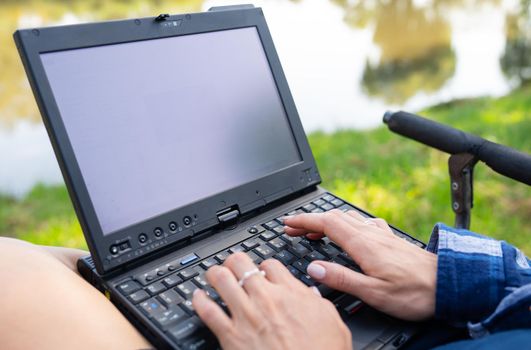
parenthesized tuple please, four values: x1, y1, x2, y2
(500, 0, 531, 83)
(1, 84, 529, 254)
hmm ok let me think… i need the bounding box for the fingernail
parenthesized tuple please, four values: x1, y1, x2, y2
(307, 262, 326, 279)
(311, 286, 322, 297)
(193, 289, 201, 298)
(279, 216, 293, 223)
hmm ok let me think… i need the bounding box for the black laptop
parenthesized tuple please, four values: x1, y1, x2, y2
(14, 5, 423, 349)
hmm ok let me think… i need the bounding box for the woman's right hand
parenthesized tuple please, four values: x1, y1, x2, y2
(284, 209, 438, 321)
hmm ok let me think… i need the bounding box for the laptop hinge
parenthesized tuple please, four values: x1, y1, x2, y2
(216, 205, 240, 226)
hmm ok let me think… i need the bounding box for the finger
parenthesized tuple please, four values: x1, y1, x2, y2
(310, 286, 322, 297)
(344, 210, 368, 222)
(206, 265, 250, 313)
(224, 252, 268, 294)
(306, 261, 381, 302)
(193, 289, 233, 339)
(371, 218, 394, 235)
(284, 226, 324, 240)
(283, 210, 366, 248)
(259, 259, 302, 287)
(343, 211, 379, 229)
(284, 226, 309, 236)
(306, 233, 325, 240)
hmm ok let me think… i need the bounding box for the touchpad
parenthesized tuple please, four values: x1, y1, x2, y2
(343, 306, 417, 349)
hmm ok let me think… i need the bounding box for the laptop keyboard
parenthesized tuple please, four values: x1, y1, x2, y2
(115, 193, 422, 349)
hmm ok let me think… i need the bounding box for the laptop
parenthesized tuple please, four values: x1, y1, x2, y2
(14, 5, 423, 349)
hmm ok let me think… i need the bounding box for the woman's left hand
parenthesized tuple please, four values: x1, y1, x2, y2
(192, 252, 352, 350)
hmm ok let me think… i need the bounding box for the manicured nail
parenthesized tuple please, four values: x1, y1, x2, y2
(311, 286, 322, 297)
(307, 262, 326, 279)
(279, 216, 293, 223)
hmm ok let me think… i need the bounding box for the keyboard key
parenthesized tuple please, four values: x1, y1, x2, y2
(330, 198, 344, 207)
(268, 237, 287, 252)
(338, 204, 356, 213)
(317, 284, 336, 298)
(280, 234, 301, 245)
(292, 259, 310, 274)
(117, 280, 141, 295)
(274, 250, 296, 265)
(288, 243, 311, 258)
(272, 225, 285, 235)
(242, 238, 260, 251)
(331, 257, 349, 267)
(323, 194, 335, 202)
(180, 254, 199, 266)
(167, 317, 202, 342)
(259, 230, 277, 241)
(192, 274, 209, 288)
(159, 289, 184, 307)
(311, 208, 324, 214)
(305, 250, 326, 262)
(321, 203, 335, 211)
(313, 199, 326, 207)
(338, 252, 361, 271)
(139, 297, 166, 317)
(179, 266, 201, 280)
(176, 281, 199, 300)
(254, 245, 275, 259)
(246, 251, 263, 265)
(181, 334, 217, 350)
(302, 203, 317, 212)
(146, 281, 167, 296)
(200, 258, 218, 270)
(181, 299, 195, 314)
(263, 220, 279, 230)
(214, 251, 230, 263)
(299, 238, 315, 249)
(129, 290, 150, 304)
(287, 265, 301, 278)
(204, 287, 220, 301)
(153, 305, 187, 330)
(316, 243, 341, 258)
(163, 274, 183, 288)
(228, 245, 245, 254)
(300, 274, 316, 286)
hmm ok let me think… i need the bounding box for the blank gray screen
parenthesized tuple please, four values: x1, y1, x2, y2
(41, 27, 301, 235)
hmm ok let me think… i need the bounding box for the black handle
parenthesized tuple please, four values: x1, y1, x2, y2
(383, 111, 531, 185)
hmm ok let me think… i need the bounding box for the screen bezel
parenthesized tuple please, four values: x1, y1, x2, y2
(14, 7, 321, 274)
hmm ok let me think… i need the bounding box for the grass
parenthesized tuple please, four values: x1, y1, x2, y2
(1, 84, 530, 254)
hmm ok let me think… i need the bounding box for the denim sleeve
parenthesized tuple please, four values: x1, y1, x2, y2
(426, 223, 531, 336)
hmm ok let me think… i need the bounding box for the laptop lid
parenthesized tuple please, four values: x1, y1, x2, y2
(14, 6, 321, 275)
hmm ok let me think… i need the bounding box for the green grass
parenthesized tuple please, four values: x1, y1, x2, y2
(1, 84, 530, 254)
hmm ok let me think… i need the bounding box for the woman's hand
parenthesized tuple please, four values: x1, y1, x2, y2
(192, 252, 351, 350)
(284, 210, 437, 321)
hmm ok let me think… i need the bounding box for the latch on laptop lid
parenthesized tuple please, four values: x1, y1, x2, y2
(216, 205, 240, 227)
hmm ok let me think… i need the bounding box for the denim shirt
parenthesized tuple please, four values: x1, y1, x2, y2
(426, 223, 531, 338)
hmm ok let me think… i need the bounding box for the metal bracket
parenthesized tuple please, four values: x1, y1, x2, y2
(448, 153, 479, 229)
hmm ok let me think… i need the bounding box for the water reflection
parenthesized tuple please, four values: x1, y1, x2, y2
(355, 0, 456, 103)
(500, 0, 531, 84)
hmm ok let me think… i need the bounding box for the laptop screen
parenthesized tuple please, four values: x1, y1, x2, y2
(40, 27, 302, 236)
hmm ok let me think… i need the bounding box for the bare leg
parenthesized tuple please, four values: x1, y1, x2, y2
(0, 237, 152, 350)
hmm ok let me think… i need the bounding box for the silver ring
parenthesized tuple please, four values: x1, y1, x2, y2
(238, 268, 266, 287)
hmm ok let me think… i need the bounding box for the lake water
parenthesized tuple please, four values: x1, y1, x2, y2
(0, 0, 529, 196)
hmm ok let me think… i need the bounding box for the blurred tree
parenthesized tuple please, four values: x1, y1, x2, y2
(332, 0, 456, 103)
(501, 0, 531, 84)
